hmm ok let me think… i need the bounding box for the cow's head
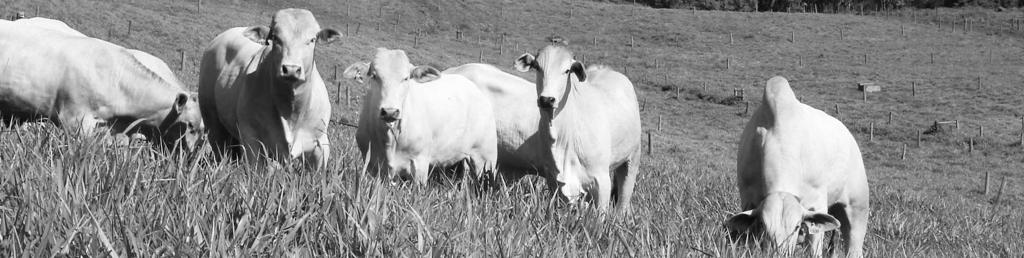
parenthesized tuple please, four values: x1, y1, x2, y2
(343, 48, 440, 125)
(514, 42, 585, 115)
(724, 192, 840, 255)
(155, 92, 205, 152)
(244, 8, 341, 84)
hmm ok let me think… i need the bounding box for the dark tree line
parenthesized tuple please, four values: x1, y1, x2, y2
(591, 0, 1024, 11)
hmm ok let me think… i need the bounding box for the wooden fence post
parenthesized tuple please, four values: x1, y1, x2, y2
(569, 2, 573, 18)
(658, 116, 662, 131)
(901, 143, 907, 160)
(179, 50, 186, 71)
(921, 129, 929, 147)
(993, 177, 1007, 205)
(346, 84, 351, 107)
(646, 131, 652, 156)
(888, 111, 894, 124)
(969, 137, 974, 153)
(127, 20, 132, 38)
(335, 81, 342, 104)
(834, 104, 840, 117)
(1019, 116, 1023, 147)
(984, 170, 991, 195)
(869, 122, 874, 141)
(912, 81, 917, 96)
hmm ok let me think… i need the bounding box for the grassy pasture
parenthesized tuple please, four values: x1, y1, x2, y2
(0, 0, 1022, 256)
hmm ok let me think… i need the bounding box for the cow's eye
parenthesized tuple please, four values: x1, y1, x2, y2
(309, 38, 316, 44)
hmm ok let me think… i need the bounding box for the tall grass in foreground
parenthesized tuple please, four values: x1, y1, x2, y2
(0, 125, 1019, 256)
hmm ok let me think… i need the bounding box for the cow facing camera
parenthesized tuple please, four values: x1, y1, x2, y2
(547, 36, 569, 45)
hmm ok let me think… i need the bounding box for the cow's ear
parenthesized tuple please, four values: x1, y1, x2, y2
(317, 29, 342, 44)
(514, 53, 535, 73)
(570, 60, 586, 82)
(411, 66, 440, 83)
(724, 210, 757, 234)
(343, 62, 370, 84)
(243, 26, 272, 45)
(801, 212, 840, 234)
(172, 93, 189, 113)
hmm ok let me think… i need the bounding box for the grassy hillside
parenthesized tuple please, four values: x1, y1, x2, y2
(0, 0, 1022, 256)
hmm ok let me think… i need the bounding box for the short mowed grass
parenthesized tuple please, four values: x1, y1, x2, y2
(1, 0, 1022, 256)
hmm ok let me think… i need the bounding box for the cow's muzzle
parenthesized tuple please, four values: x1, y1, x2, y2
(280, 65, 304, 82)
(380, 108, 401, 122)
(537, 96, 556, 109)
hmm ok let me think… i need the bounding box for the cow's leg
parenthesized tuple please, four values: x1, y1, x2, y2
(808, 229, 826, 257)
(845, 202, 869, 258)
(592, 167, 613, 212)
(613, 152, 640, 213)
(304, 134, 330, 171)
(411, 157, 430, 185)
(827, 203, 850, 258)
(204, 116, 239, 161)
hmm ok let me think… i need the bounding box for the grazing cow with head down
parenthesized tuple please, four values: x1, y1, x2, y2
(0, 19, 204, 151)
(198, 8, 340, 170)
(726, 76, 869, 257)
(442, 63, 547, 180)
(513, 41, 642, 212)
(344, 48, 497, 184)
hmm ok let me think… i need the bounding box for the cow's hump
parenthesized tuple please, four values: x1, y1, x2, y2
(763, 76, 799, 123)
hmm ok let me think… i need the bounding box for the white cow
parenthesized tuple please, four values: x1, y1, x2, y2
(344, 48, 497, 184)
(442, 63, 547, 180)
(726, 76, 869, 257)
(198, 9, 339, 170)
(11, 17, 86, 36)
(0, 19, 204, 151)
(513, 44, 642, 212)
